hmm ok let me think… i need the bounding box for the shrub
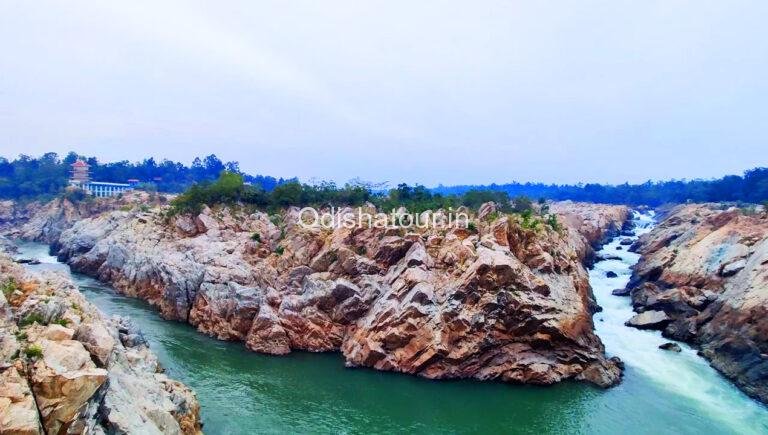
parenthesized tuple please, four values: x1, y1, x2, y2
(511, 196, 534, 214)
(19, 313, 46, 327)
(1, 278, 17, 297)
(63, 188, 87, 202)
(15, 331, 28, 340)
(520, 210, 540, 230)
(24, 344, 43, 359)
(251, 233, 261, 242)
(466, 222, 477, 233)
(274, 246, 285, 256)
(52, 318, 70, 327)
(546, 214, 560, 231)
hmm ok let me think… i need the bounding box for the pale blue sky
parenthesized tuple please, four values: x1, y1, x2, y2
(1, 0, 767, 185)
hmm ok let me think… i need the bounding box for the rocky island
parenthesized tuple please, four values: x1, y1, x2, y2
(2, 196, 630, 389)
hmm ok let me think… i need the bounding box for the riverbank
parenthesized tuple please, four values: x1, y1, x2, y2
(11, 211, 768, 433)
(0, 248, 201, 434)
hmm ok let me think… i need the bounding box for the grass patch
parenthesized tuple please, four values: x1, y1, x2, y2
(19, 313, 46, 327)
(51, 318, 70, 327)
(1, 278, 17, 297)
(24, 344, 43, 359)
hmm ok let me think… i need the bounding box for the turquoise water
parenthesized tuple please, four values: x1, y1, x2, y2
(14, 230, 768, 434)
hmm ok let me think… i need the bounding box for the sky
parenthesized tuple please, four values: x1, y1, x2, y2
(1, 0, 767, 186)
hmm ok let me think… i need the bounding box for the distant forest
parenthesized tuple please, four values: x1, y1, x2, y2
(0, 152, 291, 200)
(1, 152, 767, 206)
(433, 167, 768, 206)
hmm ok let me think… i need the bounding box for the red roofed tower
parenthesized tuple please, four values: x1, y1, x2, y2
(70, 160, 90, 185)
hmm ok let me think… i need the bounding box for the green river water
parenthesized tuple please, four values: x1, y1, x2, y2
(14, 217, 768, 434)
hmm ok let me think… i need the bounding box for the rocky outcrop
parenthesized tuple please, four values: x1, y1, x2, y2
(625, 204, 768, 403)
(550, 201, 631, 247)
(49, 202, 629, 388)
(0, 254, 201, 434)
(550, 201, 631, 265)
(0, 192, 168, 244)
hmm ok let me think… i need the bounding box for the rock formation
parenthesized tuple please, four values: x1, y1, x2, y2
(0, 253, 201, 434)
(550, 201, 631, 265)
(624, 204, 768, 403)
(39, 199, 629, 388)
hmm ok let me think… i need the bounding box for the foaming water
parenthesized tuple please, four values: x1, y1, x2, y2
(591, 211, 768, 434)
(12, 224, 768, 434)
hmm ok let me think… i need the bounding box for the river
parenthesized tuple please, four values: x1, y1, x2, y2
(12, 211, 768, 434)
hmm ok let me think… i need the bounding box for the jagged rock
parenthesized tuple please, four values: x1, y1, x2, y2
(625, 310, 671, 330)
(627, 204, 768, 403)
(0, 254, 202, 434)
(611, 287, 631, 296)
(39, 324, 75, 341)
(25, 198, 631, 390)
(0, 365, 44, 434)
(29, 339, 109, 434)
(605, 271, 618, 278)
(719, 259, 746, 277)
(74, 322, 115, 367)
(659, 342, 682, 352)
(477, 201, 497, 220)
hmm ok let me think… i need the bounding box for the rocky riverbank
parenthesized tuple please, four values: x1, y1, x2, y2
(624, 204, 768, 403)
(0, 192, 168, 244)
(0, 252, 201, 434)
(4, 197, 626, 389)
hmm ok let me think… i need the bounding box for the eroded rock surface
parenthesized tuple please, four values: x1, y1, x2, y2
(625, 204, 768, 403)
(0, 254, 201, 434)
(47, 201, 629, 388)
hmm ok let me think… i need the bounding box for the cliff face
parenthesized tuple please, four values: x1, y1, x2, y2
(626, 204, 768, 403)
(0, 254, 201, 434)
(550, 201, 632, 264)
(48, 201, 629, 388)
(0, 192, 168, 244)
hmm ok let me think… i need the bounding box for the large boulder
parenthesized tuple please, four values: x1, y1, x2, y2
(29, 339, 108, 434)
(0, 365, 43, 435)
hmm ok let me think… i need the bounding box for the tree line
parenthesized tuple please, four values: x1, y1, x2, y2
(169, 171, 530, 216)
(0, 152, 290, 200)
(2, 152, 767, 207)
(433, 167, 768, 206)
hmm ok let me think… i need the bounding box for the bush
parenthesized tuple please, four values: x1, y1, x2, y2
(520, 209, 540, 230)
(511, 196, 534, 214)
(24, 344, 43, 359)
(546, 214, 560, 231)
(466, 222, 477, 233)
(63, 188, 87, 202)
(250, 233, 261, 242)
(1, 278, 17, 297)
(19, 313, 46, 327)
(274, 246, 285, 256)
(52, 318, 70, 327)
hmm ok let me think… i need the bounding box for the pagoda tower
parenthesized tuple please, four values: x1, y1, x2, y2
(70, 160, 90, 186)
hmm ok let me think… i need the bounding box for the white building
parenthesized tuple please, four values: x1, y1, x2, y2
(82, 182, 133, 198)
(69, 160, 134, 197)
